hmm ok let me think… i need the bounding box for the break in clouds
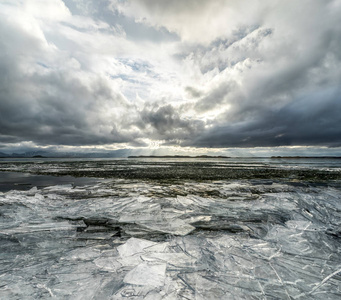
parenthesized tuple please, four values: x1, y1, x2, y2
(1, 0, 341, 153)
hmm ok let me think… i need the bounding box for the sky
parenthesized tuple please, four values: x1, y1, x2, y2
(1, 0, 341, 156)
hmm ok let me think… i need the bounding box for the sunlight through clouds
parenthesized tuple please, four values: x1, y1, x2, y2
(0, 0, 340, 156)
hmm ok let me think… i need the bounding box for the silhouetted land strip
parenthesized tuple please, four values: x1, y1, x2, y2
(270, 156, 341, 159)
(128, 155, 231, 158)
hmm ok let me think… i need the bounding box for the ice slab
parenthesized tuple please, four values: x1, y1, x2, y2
(124, 263, 167, 287)
(117, 237, 157, 258)
(1, 175, 341, 299)
(142, 218, 195, 236)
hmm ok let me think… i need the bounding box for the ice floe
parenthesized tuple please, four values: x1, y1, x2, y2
(0, 177, 340, 299)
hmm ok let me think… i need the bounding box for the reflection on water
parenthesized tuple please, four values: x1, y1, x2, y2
(0, 172, 101, 192)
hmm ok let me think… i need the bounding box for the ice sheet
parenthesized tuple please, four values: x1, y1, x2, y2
(124, 263, 167, 287)
(0, 177, 340, 299)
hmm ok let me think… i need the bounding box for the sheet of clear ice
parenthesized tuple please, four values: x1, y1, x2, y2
(1, 178, 340, 299)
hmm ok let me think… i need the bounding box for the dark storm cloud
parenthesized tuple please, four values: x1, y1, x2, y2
(0, 46, 137, 146)
(182, 2, 341, 148)
(194, 81, 237, 113)
(136, 104, 204, 142)
(1, 0, 341, 153)
(189, 88, 341, 148)
(0, 73, 135, 146)
(0, 1, 145, 148)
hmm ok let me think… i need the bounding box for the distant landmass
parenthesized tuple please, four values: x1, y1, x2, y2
(128, 155, 231, 158)
(1, 151, 340, 159)
(270, 156, 341, 159)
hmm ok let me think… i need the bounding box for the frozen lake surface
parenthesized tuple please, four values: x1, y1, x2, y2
(0, 158, 340, 299)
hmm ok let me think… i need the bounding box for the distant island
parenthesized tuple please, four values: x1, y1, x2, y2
(128, 155, 341, 159)
(270, 156, 341, 159)
(128, 155, 231, 158)
(1, 152, 340, 159)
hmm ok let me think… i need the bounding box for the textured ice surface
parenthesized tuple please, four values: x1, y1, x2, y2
(0, 170, 341, 299)
(124, 263, 167, 287)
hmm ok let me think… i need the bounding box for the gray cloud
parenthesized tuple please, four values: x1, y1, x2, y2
(189, 87, 341, 148)
(0, 0, 341, 154)
(63, 0, 179, 43)
(0, 72, 137, 146)
(0, 0, 145, 148)
(136, 104, 205, 143)
(185, 86, 203, 99)
(0, 43, 138, 146)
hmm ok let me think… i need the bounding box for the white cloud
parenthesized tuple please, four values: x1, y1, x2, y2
(113, 0, 264, 44)
(0, 0, 341, 154)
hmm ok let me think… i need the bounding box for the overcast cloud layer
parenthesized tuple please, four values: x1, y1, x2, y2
(1, 0, 341, 155)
